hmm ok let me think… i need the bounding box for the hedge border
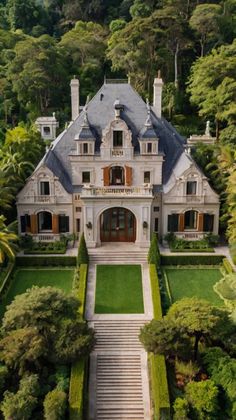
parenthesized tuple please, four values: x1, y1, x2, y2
(0, 261, 15, 298)
(170, 248, 214, 253)
(16, 256, 76, 267)
(223, 258, 235, 274)
(69, 264, 88, 420)
(161, 254, 224, 266)
(149, 264, 171, 419)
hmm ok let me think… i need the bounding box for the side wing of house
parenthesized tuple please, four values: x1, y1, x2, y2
(161, 153, 219, 239)
(17, 165, 73, 240)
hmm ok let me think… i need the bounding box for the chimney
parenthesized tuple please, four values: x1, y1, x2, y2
(153, 70, 163, 118)
(70, 77, 80, 121)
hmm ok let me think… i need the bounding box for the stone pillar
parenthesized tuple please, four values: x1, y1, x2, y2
(198, 213, 204, 232)
(52, 214, 59, 234)
(153, 71, 163, 118)
(30, 214, 38, 234)
(178, 213, 185, 232)
(70, 78, 80, 121)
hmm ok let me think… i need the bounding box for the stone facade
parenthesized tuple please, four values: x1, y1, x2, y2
(17, 79, 220, 248)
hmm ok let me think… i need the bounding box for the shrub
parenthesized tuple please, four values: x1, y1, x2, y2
(148, 233, 160, 267)
(77, 233, 89, 266)
(204, 233, 220, 247)
(0, 364, 8, 394)
(223, 258, 235, 274)
(44, 389, 67, 420)
(214, 273, 236, 309)
(69, 359, 86, 420)
(173, 397, 189, 420)
(161, 255, 224, 265)
(185, 379, 219, 419)
(1, 374, 39, 420)
(77, 265, 88, 317)
(16, 256, 76, 267)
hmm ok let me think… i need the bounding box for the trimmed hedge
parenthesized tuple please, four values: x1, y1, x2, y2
(161, 255, 224, 266)
(77, 265, 88, 317)
(150, 354, 171, 420)
(149, 264, 170, 419)
(149, 264, 163, 320)
(223, 258, 235, 273)
(69, 264, 88, 419)
(16, 256, 76, 267)
(77, 234, 89, 266)
(24, 249, 66, 255)
(69, 359, 86, 420)
(170, 248, 214, 253)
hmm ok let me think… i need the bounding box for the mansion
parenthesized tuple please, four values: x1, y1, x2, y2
(17, 76, 219, 248)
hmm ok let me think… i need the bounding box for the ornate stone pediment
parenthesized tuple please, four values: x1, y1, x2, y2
(101, 119, 132, 149)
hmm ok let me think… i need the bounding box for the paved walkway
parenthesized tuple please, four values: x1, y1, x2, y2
(85, 249, 153, 420)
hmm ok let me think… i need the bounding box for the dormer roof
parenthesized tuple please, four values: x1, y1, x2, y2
(74, 108, 96, 141)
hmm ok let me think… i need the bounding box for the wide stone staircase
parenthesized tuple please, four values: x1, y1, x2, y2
(89, 248, 147, 264)
(89, 319, 151, 420)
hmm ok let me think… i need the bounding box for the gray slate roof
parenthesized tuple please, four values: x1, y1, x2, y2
(42, 81, 185, 192)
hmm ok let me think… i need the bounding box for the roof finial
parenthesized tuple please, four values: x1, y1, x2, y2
(82, 104, 89, 127)
(145, 98, 152, 127)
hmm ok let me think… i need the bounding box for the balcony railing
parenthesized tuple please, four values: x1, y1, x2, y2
(111, 148, 124, 157)
(163, 195, 215, 204)
(17, 195, 57, 204)
(81, 185, 153, 198)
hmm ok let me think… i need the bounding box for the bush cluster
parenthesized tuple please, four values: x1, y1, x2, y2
(223, 258, 235, 274)
(148, 233, 160, 267)
(165, 233, 219, 252)
(161, 255, 224, 265)
(16, 256, 76, 266)
(77, 233, 89, 266)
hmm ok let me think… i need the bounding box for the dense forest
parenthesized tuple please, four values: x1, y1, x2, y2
(0, 0, 235, 243)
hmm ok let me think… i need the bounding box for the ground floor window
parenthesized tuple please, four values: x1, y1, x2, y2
(184, 210, 198, 230)
(203, 214, 214, 232)
(38, 212, 52, 231)
(59, 215, 69, 233)
(20, 215, 31, 233)
(168, 214, 179, 232)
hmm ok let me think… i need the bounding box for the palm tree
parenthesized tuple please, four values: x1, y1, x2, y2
(0, 216, 18, 264)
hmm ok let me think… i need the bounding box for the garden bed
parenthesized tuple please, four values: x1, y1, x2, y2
(95, 264, 144, 314)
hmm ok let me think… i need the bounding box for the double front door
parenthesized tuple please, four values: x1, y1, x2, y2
(100, 207, 136, 242)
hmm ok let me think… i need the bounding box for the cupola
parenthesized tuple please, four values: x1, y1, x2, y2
(74, 107, 95, 155)
(139, 100, 159, 155)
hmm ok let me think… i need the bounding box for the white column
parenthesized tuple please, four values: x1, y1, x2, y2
(153, 72, 163, 118)
(70, 78, 80, 121)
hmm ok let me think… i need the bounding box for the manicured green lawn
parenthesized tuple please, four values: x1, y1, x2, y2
(95, 264, 144, 314)
(1, 268, 74, 317)
(164, 267, 223, 306)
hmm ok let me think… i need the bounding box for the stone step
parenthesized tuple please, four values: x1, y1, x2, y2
(95, 353, 146, 420)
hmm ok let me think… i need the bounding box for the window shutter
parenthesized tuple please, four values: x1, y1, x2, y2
(30, 214, 38, 234)
(52, 214, 59, 234)
(168, 214, 179, 232)
(20, 216, 26, 233)
(198, 213, 204, 232)
(203, 214, 214, 232)
(103, 166, 110, 186)
(125, 166, 132, 186)
(178, 214, 184, 232)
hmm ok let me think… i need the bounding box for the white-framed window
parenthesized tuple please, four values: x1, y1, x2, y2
(40, 181, 50, 195)
(186, 181, 197, 195)
(82, 171, 90, 183)
(113, 130, 123, 147)
(83, 143, 88, 154)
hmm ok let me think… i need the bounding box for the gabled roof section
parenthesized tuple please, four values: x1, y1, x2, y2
(48, 81, 185, 185)
(37, 149, 73, 193)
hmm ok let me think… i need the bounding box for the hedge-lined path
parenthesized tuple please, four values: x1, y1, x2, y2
(86, 246, 153, 420)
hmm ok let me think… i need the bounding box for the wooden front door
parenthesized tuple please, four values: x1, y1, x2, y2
(100, 208, 136, 242)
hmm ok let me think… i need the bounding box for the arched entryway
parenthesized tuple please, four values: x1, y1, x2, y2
(38, 211, 52, 232)
(100, 207, 136, 242)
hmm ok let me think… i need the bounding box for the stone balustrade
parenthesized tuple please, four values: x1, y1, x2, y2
(163, 195, 213, 204)
(81, 185, 153, 197)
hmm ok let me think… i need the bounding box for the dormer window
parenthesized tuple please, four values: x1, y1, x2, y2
(186, 181, 197, 195)
(147, 143, 152, 153)
(113, 131, 123, 148)
(40, 181, 50, 195)
(83, 143, 88, 154)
